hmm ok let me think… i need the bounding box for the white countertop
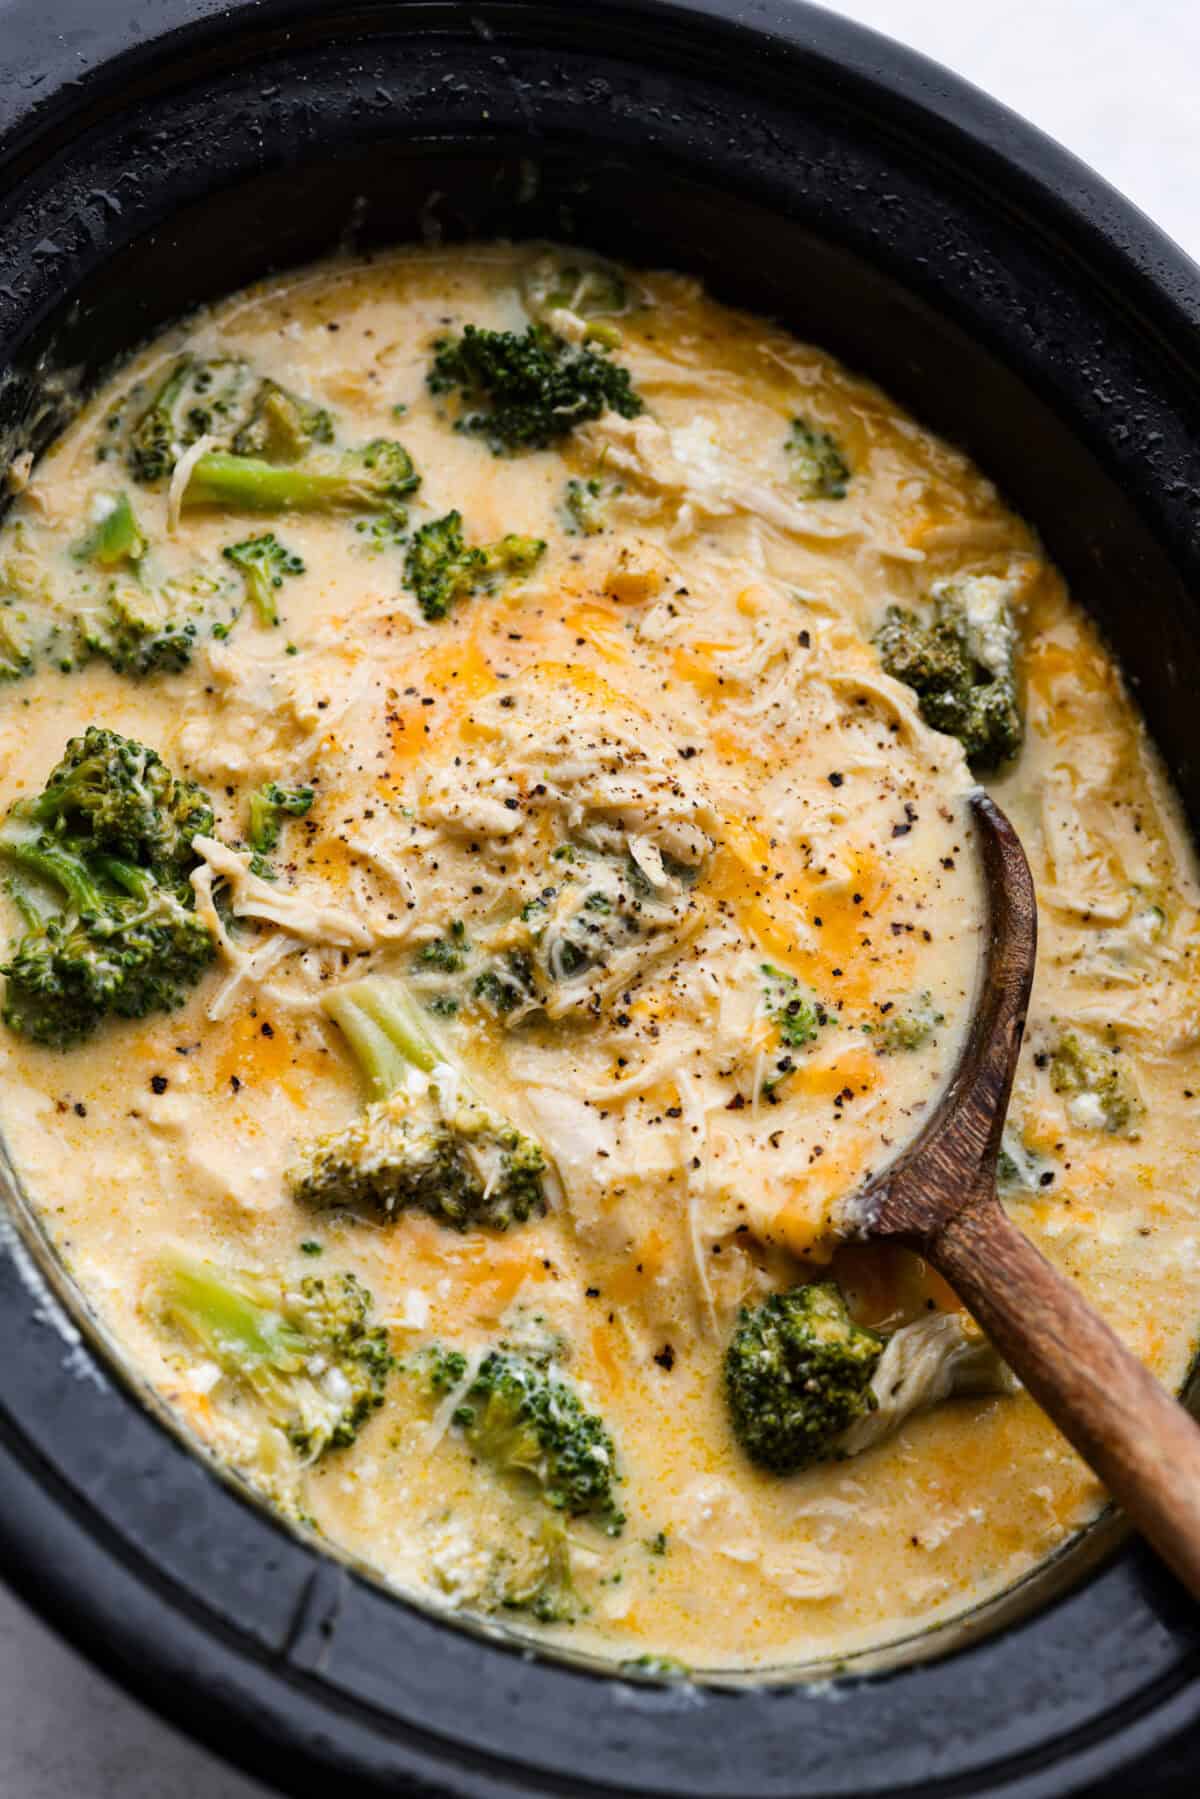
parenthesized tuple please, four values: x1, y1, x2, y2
(3, 3, 1197, 1795)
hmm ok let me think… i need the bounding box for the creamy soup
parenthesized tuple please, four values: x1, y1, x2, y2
(0, 243, 1197, 1673)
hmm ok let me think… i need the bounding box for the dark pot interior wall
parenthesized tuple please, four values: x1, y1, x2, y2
(0, 5, 1198, 1797)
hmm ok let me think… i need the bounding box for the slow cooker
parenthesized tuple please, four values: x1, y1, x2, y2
(1, 3, 1199, 1793)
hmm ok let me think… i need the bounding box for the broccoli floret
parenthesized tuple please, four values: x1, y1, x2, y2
(0, 526, 69, 680)
(414, 919, 470, 974)
(429, 1510, 580, 1624)
(153, 1250, 392, 1461)
(761, 964, 823, 1048)
(1048, 1031, 1141, 1135)
(877, 991, 944, 1053)
(78, 585, 200, 677)
(76, 562, 243, 680)
(289, 974, 550, 1230)
(724, 1282, 882, 1474)
(127, 355, 252, 483)
(620, 1654, 692, 1680)
(428, 323, 643, 454)
(562, 477, 612, 536)
(222, 532, 305, 626)
(0, 602, 41, 680)
(786, 418, 850, 500)
(247, 781, 314, 855)
(876, 576, 1023, 771)
(232, 379, 334, 462)
(74, 491, 228, 674)
(472, 957, 534, 1018)
(1, 872, 213, 1047)
(76, 492, 148, 568)
(404, 509, 546, 621)
(125, 359, 334, 482)
(760, 964, 829, 1090)
(417, 1344, 623, 1530)
(11, 725, 212, 879)
(182, 439, 419, 515)
(0, 727, 216, 1045)
(353, 511, 409, 554)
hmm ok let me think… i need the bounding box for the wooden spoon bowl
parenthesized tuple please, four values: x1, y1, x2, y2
(847, 790, 1200, 1598)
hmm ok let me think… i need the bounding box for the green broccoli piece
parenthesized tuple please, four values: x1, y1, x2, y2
(127, 355, 251, 483)
(182, 439, 419, 516)
(428, 323, 643, 454)
(125, 359, 334, 482)
(0, 727, 216, 1045)
(0, 602, 40, 681)
(222, 532, 305, 626)
(620, 1654, 692, 1680)
(153, 1250, 392, 1461)
(562, 477, 611, 536)
(232, 379, 334, 462)
(7, 725, 212, 883)
(288, 974, 550, 1230)
(73, 491, 227, 674)
(877, 991, 944, 1053)
(427, 1509, 579, 1624)
(1048, 1031, 1141, 1135)
(353, 512, 409, 554)
(761, 964, 824, 1048)
(724, 1282, 882, 1474)
(78, 585, 200, 677)
(760, 964, 829, 1090)
(76, 493, 147, 568)
(414, 920, 470, 974)
(471, 957, 534, 1018)
(0, 527, 68, 680)
(786, 418, 850, 500)
(75, 562, 243, 680)
(876, 576, 1023, 771)
(404, 510, 546, 622)
(417, 1343, 623, 1530)
(492, 1520, 579, 1622)
(247, 781, 314, 855)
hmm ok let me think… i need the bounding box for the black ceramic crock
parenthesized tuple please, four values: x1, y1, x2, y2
(0, 2, 1199, 1794)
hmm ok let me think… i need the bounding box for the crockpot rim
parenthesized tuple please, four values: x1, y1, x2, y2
(0, 4, 1198, 1797)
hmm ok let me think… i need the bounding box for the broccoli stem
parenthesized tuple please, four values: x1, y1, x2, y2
(155, 1249, 393, 1459)
(184, 452, 350, 512)
(183, 442, 417, 514)
(0, 823, 105, 916)
(323, 976, 441, 1099)
(160, 1252, 302, 1370)
(78, 493, 147, 568)
(247, 781, 314, 855)
(222, 532, 304, 626)
(94, 856, 158, 902)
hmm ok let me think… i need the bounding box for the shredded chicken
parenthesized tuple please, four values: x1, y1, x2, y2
(839, 1314, 1017, 1458)
(191, 836, 373, 948)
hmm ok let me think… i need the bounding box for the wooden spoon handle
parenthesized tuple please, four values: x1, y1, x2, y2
(931, 1195, 1200, 1599)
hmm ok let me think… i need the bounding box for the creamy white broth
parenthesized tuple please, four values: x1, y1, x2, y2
(0, 243, 1197, 1671)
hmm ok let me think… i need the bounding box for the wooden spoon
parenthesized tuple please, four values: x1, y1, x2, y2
(847, 789, 1200, 1598)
